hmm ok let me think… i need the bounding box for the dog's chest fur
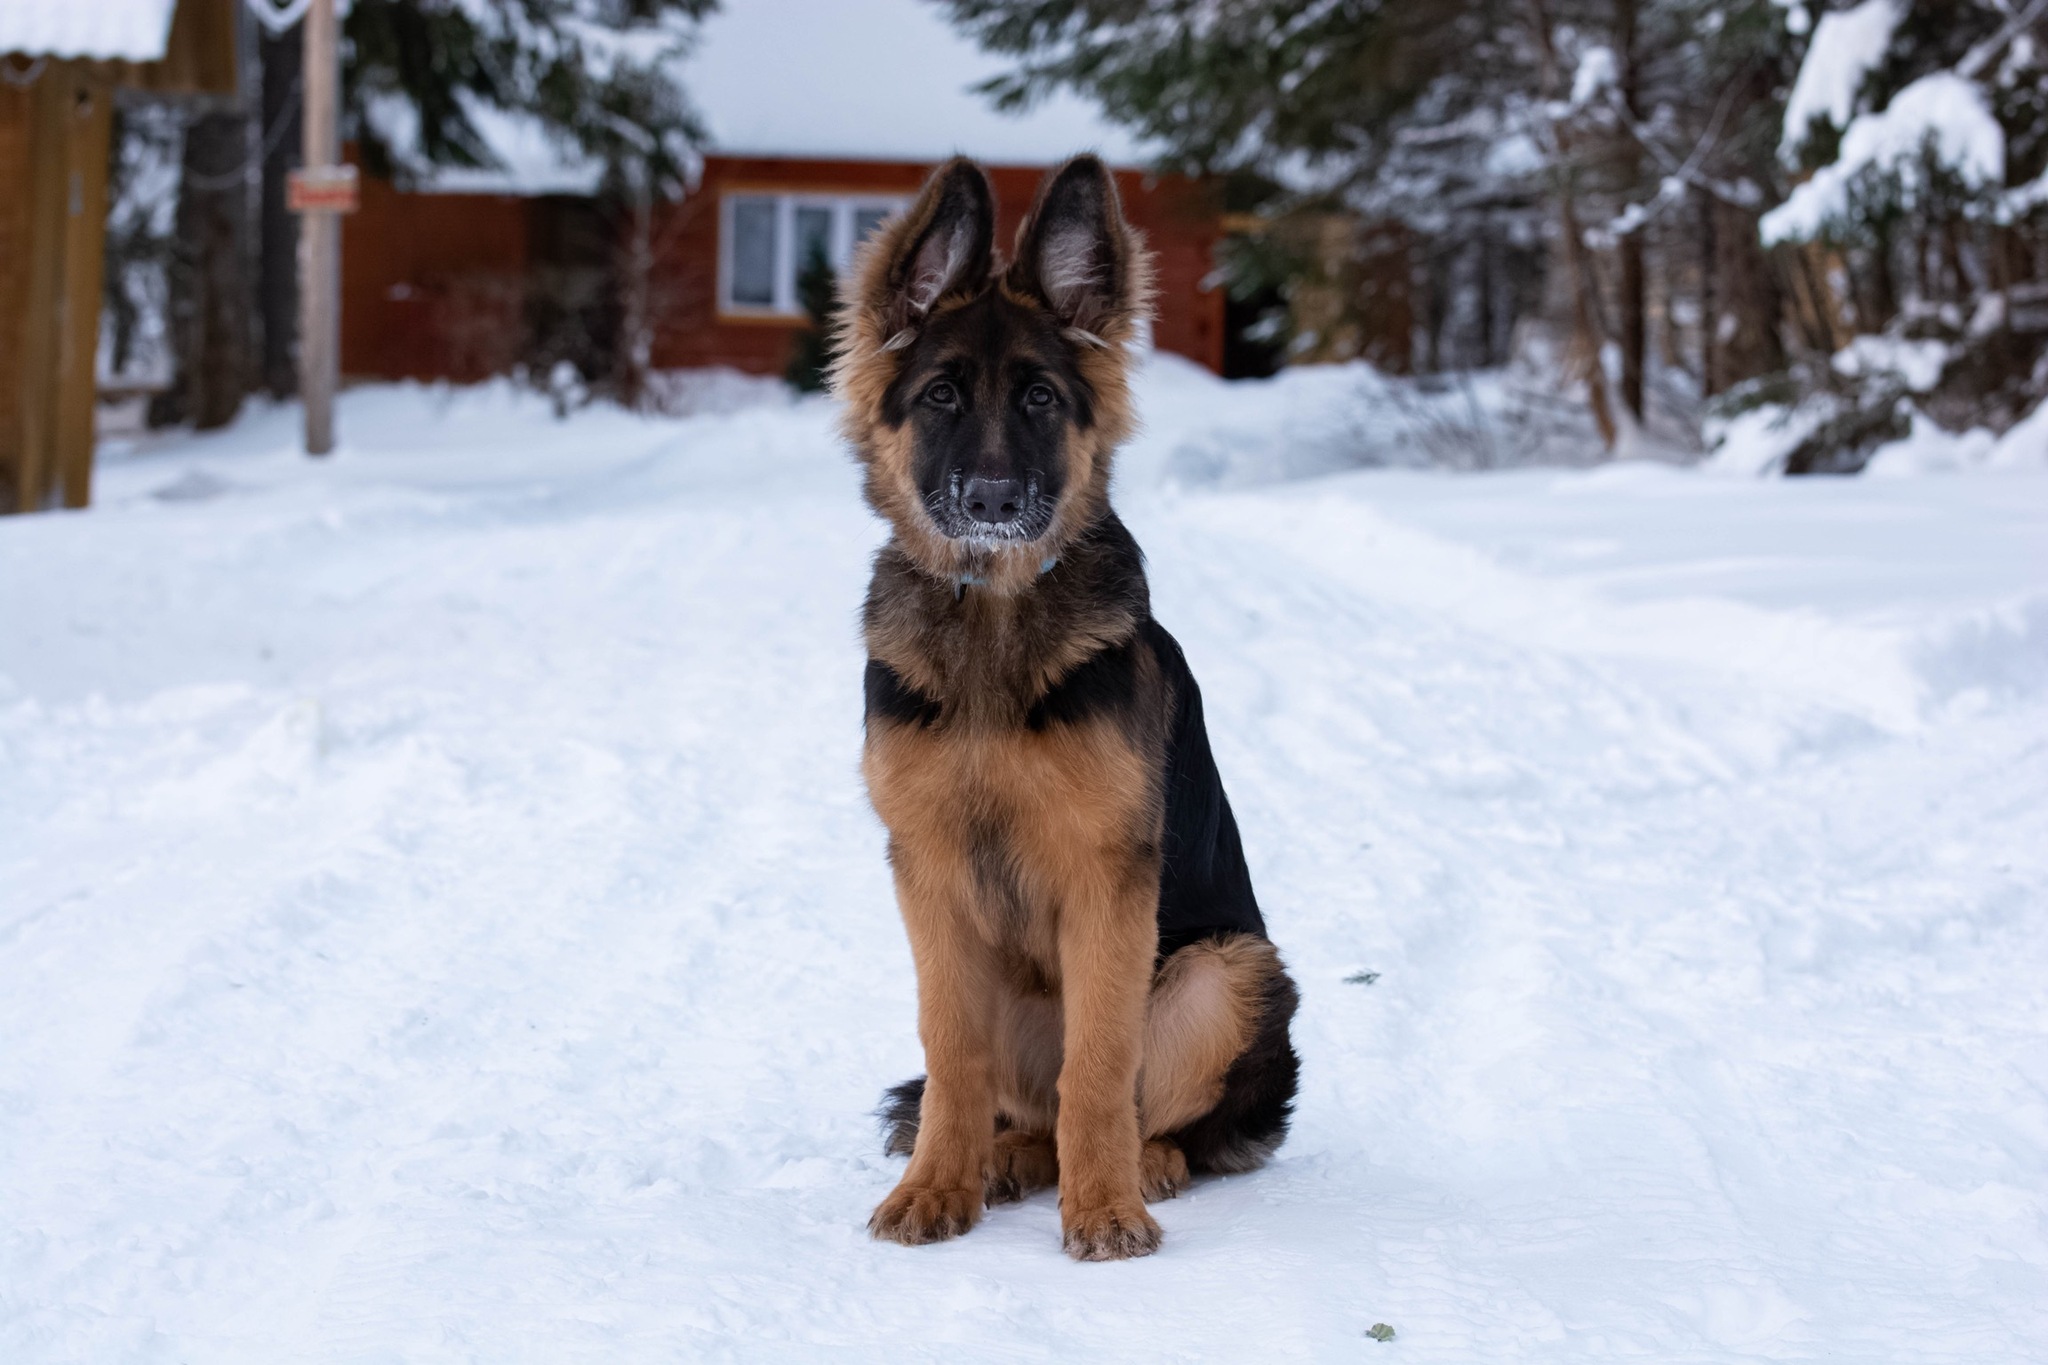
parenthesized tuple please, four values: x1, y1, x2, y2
(861, 518, 1170, 980)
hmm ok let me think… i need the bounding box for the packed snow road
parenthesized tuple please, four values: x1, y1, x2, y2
(3, 362, 2045, 1362)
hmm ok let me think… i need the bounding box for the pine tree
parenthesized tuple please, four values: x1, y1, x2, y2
(1754, 0, 2048, 468)
(785, 243, 837, 393)
(344, 0, 722, 404)
(943, 0, 2047, 469)
(344, 0, 717, 196)
(937, 0, 1814, 449)
(159, 107, 253, 432)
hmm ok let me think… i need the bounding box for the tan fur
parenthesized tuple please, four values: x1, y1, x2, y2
(1047, 793, 1164, 1260)
(992, 981, 1062, 1135)
(864, 821, 997, 1246)
(1139, 935, 1278, 1136)
(983, 937, 1281, 1189)
(864, 706, 1165, 1254)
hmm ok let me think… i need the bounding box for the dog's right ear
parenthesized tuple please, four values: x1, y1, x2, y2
(856, 158, 996, 352)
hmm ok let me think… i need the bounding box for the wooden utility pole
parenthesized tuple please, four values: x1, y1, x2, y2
(290, 0, 350, 455)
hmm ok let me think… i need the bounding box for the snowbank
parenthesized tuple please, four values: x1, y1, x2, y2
(1829, 332, 1950, 392)
(1120, 352, 1614, 485)
(4, 372, 2048, 1361)
(1864, 397, 2048, 475)
(1700, 399, 1828, 476)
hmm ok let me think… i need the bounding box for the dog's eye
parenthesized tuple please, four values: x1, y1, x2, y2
(923, 381, 957, 407)
(1025, 383, 1055, 408)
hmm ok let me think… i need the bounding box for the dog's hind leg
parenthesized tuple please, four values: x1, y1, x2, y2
(987, 1129, 1059, 1203)
(1140, 934, 1300, 1176)
(1140, 1137, 1190, 1201)
(984, 983, 1061, 1203)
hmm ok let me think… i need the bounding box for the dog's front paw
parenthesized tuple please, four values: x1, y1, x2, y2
(1061, 1199, 1162, 1261)
(869, 1181, 982, 1245)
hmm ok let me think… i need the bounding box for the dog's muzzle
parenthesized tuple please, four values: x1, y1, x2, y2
(931, 471, 1050, 541)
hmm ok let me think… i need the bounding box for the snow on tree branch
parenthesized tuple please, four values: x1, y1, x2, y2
(1778, 0, 1901, 164)
(1761, 71, 2006, 243)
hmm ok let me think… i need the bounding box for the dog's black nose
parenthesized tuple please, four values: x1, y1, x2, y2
(962, 477, 1024, 524)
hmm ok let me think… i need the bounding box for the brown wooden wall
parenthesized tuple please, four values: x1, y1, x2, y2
(340, 154, 1228, 383)
(0, 66, 114, 513)
(0, 83, 28, 499)
(341, 169, 533, 382)
(2, 0, 238, 513)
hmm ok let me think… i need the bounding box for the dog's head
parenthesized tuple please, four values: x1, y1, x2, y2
(832, 156, 1152, 593)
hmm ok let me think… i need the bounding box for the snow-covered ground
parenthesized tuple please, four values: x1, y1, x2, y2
(3, 359, 2046, 1362)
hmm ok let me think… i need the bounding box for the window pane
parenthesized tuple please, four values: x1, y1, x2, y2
(852, 205, 894, 246)
(793, 206, 834, 276)
(729, 198, 777, 307)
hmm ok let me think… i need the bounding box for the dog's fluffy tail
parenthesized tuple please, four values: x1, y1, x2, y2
(878, 1075, 925, 1156)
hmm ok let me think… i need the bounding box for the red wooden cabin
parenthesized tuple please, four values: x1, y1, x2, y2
(340, 153, 1225, 384)
(339, 0, 1225, 386)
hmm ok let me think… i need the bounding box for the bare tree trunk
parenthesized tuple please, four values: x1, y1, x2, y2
(1778, 242, 1847, 357)
(1527, 0, 1617, 449)
(1699, 187, 1718, 396)
(1477, 223, 1497, 366)
(259, 18, 302, 399)
(613, 185, 654, 409)
(1710, 198, 1784, 388)
(1620, 233, 1645, 421)
(1615, 0, 1647, 424)
(1863, 227, 1897, 331)
(1656, 222, 1683, 371)
(1423, 245, 1447, 372)
(1561, 192, 1619, 448)
(160, 108, 252, 431)
(1940, 220, 1970, 302)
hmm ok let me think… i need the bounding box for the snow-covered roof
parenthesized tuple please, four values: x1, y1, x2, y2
(0, 0, 178, 62)
(683, 0, 1145, 165)
(375, 95, 609, 198)
(407, 0, 1145, 196)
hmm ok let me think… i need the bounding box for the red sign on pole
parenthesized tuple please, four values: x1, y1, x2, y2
(287, 164, 359, 214)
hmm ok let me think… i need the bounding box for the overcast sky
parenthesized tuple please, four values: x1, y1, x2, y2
(682, 0, 1148, 165)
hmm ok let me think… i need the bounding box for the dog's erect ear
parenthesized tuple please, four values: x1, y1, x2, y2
(866, 158, 996, 350)
(1008, 155, 1149, 345)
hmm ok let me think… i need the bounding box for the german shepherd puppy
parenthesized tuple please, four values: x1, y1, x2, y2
(833, 155, 1300, 1261)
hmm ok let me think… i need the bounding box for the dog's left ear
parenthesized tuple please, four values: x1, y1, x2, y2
(1008, 155, 1150, 345)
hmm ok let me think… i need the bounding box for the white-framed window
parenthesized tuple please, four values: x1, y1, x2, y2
(719, 192, 909, 317)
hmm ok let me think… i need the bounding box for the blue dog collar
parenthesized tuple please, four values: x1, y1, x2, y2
(953, 556, 1059, 598)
